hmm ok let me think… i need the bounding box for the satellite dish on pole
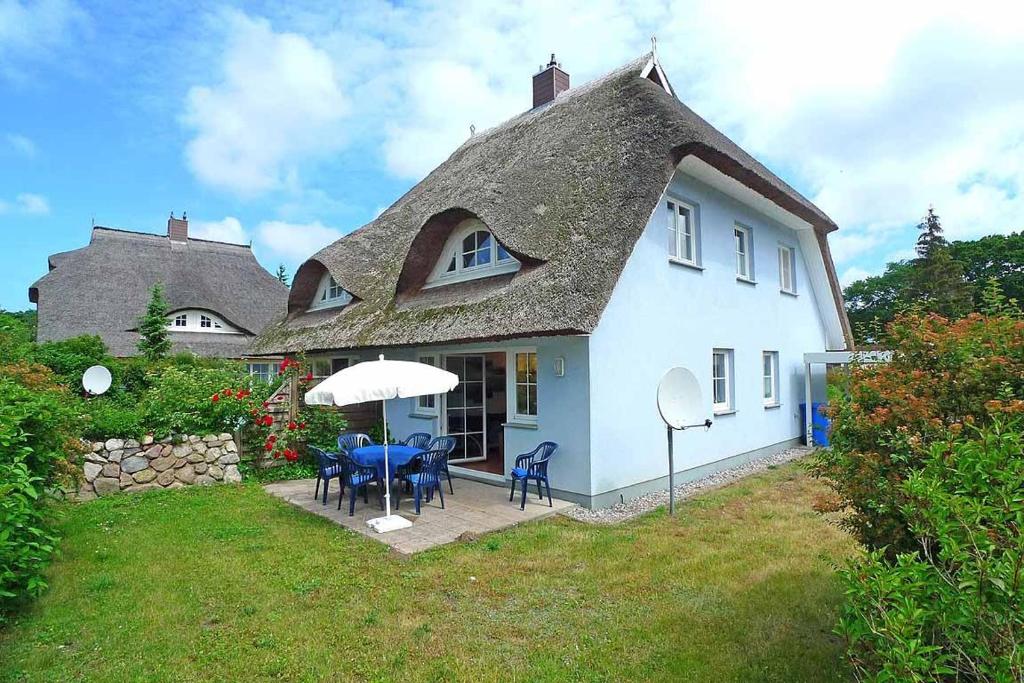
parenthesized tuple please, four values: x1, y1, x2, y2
(82, 365, 112, 396)
(656, 367, 712, 515)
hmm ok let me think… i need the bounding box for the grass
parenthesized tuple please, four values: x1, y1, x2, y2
(0, 462, 855, 682)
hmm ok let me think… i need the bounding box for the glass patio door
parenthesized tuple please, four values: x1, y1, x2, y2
(443, 355, 486, 463)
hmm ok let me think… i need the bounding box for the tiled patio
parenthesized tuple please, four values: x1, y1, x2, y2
(264, 477, 576, 554)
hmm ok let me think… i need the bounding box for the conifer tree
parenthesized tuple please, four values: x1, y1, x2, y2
(137, 283, 172, 361)
(908, 207, 973, 318)
(275, 264, 289, 286)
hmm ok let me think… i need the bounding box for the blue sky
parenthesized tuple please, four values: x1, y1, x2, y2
(3, 0, 1023, 312)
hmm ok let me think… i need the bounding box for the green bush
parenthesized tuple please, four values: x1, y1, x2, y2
(301, 406, 349, 452)
(81, 398, 145, 440)
(140, 365, 262, 438)
(811, 312, 1024, 555)
(30, 335, 112, 389)
(0, 459, 58, 618)
(838, 418, 1024, 681)
(0, 364, 83, 619)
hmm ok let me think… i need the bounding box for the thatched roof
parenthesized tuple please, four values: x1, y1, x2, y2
(30, 227, 289, 357)
(251, 53, 852, 355)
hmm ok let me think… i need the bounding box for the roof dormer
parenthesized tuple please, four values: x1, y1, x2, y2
(310, 272, 353, 311)
(425, 218, 520, 288)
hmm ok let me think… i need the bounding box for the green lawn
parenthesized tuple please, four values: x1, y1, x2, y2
(1, 462, 855, 682)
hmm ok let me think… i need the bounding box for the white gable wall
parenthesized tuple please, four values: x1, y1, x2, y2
(587, 168, 832, 503)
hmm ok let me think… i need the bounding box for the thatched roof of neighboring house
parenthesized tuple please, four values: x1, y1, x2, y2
(30, 226, 288, 357)
(251, 52, 852, 355)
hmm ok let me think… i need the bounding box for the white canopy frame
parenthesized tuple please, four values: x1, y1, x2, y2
(802, 351, 890, 446)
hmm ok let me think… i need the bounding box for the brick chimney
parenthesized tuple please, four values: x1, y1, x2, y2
(167, 211, 188, 242)
(532, 54, 569, 109)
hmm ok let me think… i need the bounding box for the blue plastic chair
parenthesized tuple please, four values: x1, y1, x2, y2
(337, 432, 372, 455)
(310, 446, 343, 506)
(402, 432, 431, 449)
(395, 449, 447, 515)
(336, 451, 384, 515)
(428, 435, 456, 494)
(509, 442, 558, 510)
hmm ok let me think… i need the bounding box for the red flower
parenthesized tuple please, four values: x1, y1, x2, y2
(299, 421, 307, 429)
(211, 394, 220, 403)
(222, 388, 233, 397)
(284, 448, 298, 462)
(303, 372, 313, 382)
(262, 401, 270, 409)
(262, 415, 274, 427)
(268, 434, 277, 442)
(287, 420, 297, 431)
(264, 440, 274, 452)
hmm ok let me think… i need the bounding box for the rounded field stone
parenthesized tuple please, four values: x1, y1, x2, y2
(144, 445, 163, 459)
(172, 444, 191, 458)
(92, 442, 104, 452)
(193, 462, 208, 474)
(101, 463, 120, 478)
(173, 458, 187, 469)
(218, 452, 240, 465)
(119, 472, 134, 489)
(124, 439, 140, 449)
(132, 469, 157, 484)
(186, 452, 205, 463)
(108, 450, 124, 462)
(202, 434, 218, 443)
(120, 455, 149, 474)
(156, 469, 176, 486)
(93, 477, 120, 496)
(218, 433, 233, 442)
(85, 452, 107, 464)
(175, 467, 197, 484)
(208, 465, 224, 480)
(151, 456, 175, 472)
(141, 434, 154, 446)
(223, 441, 238, 453)
(83, 462, 102, 482)
(104, 438, 124, 452)
(222, 465, 241, 483)
(195, 474, 215, 486)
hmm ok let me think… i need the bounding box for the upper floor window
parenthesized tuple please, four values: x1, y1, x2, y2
(310, 272, 353, 311)
(165, 310, 239, 334)
(734, 224, 753, 281)
(427, 219, 520, 288)
(778, 246, 796, 294)
(666, 198, 699, 266)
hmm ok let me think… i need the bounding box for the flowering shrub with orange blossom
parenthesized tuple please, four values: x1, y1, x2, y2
(810, 311, 1024, 556)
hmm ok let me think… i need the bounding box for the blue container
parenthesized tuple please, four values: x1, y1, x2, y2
(799, 402, 831, 447)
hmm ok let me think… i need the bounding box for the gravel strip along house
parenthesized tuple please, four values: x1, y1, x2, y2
(250, 50, 852, 509)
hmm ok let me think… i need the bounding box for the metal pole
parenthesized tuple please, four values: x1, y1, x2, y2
(667, 424, 675, 515)
(382, 399, 392, 517)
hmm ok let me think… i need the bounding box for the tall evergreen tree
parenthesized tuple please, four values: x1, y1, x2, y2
(137, 283, 172, 361)
(275, 264, 290, 286)
(908, 207, 973, 319)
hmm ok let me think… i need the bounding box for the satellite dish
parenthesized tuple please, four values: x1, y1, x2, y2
(82, 365, 112, 396)
(657, 367, 704, 429)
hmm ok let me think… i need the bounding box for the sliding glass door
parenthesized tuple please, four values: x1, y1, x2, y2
(443, 355, 486, 463)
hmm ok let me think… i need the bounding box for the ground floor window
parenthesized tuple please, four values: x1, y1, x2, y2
(712, 348, 734, 413)
(762, 351, 779, 406)
(246, 362, 273, 383)
(415, 354, 438, 414)
(513, 350, 538, 421)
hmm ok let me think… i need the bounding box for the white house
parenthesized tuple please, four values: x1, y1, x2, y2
(251, 52, 853, 509)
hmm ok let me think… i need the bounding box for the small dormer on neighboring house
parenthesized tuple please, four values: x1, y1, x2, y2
(29, 213, 289, 358)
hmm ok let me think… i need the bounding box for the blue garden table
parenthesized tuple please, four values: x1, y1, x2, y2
(350, 445, 423, 483)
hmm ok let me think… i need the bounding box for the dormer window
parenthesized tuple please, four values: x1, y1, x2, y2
(427, 219, 519, 288)
(166, 310, 240, 334)
(310, 272, 353, 311)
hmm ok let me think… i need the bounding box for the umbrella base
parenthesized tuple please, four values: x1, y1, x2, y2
(366, 514, 413, 533)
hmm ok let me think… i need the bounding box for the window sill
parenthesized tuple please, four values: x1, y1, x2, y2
(713, 408, 737, 416)
(780, 289, 798, 297)
(409, 412, 437, 420)
(503, 421, 538, 430)
(735, 276, 757, 286)
(763, 403, 781, 410)
(668, 257, 704, 271)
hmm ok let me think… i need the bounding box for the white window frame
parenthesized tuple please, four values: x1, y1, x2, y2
(665, 197, 699, 267)
(165, 310, 240, 334)
(734, 224, 754, 282)
(778, 245, 797, 294)
(245, 362, 273, 384)
(762, 351, 780, 407)
(425, 219, 520, 289)
(308, 356, 357, 385)
(413, 353, 440, 416)
(507, 348, 538, 423)
(309, 272, 353, 311)
(712, 348, 734, 414)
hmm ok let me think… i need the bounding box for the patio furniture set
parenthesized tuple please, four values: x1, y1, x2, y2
(310, 432, 559, 515)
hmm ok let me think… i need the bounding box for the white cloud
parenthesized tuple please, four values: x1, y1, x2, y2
(5, 133, 36, 157)
(0, 192, 49, 215)
(255, 220, 342, 262)
(0, 0, 89, 81)
(189, 216, 248, 244)
(182, 11, 348, 195)
(839, 266, 877, 287)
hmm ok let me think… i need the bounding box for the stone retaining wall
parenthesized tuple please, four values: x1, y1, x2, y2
(79, 433, 241, 500)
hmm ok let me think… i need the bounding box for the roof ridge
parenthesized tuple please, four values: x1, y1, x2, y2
(91, 225, 253, 250)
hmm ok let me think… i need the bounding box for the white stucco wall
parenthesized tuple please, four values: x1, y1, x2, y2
(336, 335, 593, 501)
(588, 170, 832, 500)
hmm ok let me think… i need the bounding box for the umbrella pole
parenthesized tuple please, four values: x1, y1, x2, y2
(382, 399, 392, 517)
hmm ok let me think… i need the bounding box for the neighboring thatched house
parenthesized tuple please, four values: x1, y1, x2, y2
(250, 51, 853, 508)
(30, 215, 288, 363)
